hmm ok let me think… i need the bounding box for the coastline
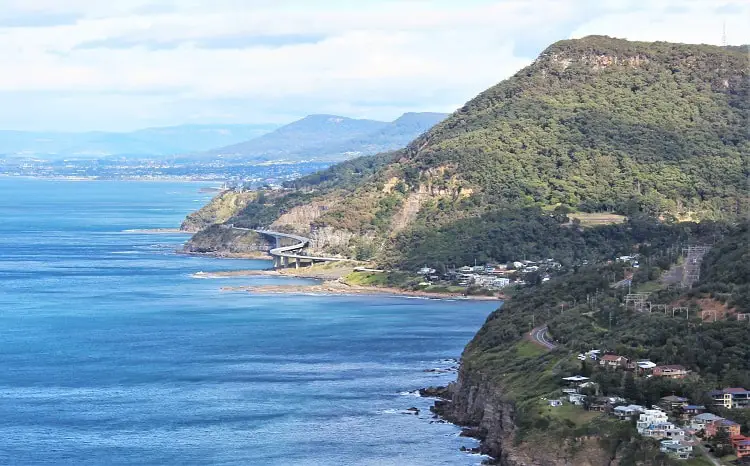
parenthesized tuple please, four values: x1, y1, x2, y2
(179, 250, 274, 260)
(210, 270, 503, 301)
(123, 228, 193, 234)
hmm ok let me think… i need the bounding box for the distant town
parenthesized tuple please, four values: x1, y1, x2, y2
(0, 156, 330, 185)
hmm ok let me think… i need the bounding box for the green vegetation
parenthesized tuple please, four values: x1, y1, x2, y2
(697, 223, 750, 313)
(459, 222, 749, 458)
(384, 208, 729, 269)
(193, 36, 748, 267)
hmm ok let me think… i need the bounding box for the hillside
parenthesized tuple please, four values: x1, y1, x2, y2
(186, 36, 748, 265)
(202, 112, 448, 162)
(0, 124, 277, 159)
(437, 222, 749, 464)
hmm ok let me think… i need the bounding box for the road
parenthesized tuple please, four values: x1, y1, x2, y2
(530, 326, 556, 350)
(696, 444, 721, 466)
(229, 225, 353, 264)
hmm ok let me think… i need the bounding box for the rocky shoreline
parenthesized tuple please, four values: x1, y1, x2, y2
(220, 277, 502, 301)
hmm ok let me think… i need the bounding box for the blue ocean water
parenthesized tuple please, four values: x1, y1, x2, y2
(0, 178, 497, 465)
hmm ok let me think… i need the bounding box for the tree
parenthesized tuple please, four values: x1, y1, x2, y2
(624, 372, 638, 402)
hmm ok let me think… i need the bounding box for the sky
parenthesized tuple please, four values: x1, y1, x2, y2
(1, 0, 748, 132)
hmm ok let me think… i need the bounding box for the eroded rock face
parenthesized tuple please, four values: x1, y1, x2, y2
(180, 191, 256, 232)
(437, 367, 616, 466)
(182, 225, 271, 256)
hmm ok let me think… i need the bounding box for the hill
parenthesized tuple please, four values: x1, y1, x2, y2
(202, 112, 447, 162)
(438, 222, 750, 463)
(0, 124, 278, 159)
(186, 36, 748, 265)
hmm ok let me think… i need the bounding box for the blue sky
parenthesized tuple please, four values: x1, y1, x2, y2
(1, 0, 747, 131)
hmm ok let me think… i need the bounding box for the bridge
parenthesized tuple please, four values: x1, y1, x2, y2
(228, 225, 352, 269)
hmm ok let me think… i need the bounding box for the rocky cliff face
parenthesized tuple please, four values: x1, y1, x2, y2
(182, 224, 271, 257)
(437, 367, 618, 466)
(180, 190, 255, 232)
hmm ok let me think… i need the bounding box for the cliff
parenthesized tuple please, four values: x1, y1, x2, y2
(436, 367, 620, 465)
(182, 224, 271, 257)
(180, 190, 256, 232)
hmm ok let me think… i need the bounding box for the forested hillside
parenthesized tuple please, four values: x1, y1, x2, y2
(446, 222, 750, 462)
(188, 36, 749, 265)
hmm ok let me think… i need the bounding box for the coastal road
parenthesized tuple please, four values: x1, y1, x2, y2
(530, 326, 557, 350)
(227, 225, 353, 266)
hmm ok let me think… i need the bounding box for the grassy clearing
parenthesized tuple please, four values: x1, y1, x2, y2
(534, 400, 600, 426)
(569, 213, 627, 227)
(516, 340, 547, 358)
(343, 271, 415, 288)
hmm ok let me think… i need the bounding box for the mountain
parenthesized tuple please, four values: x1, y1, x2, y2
(202, 112, 448, 162)
(186, 36, 748, 265)
(0, 124, 278, 159)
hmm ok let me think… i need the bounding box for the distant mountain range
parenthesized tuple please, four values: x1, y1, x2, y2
(0, 124, 279, 159)
(203, 112, 449, 162)
(0, 112, 448, 162)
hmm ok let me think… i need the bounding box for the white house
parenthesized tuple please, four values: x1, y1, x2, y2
(614, 405, 647, 419)
(660, 440, 693, 460)
(637, 409, 669, 435)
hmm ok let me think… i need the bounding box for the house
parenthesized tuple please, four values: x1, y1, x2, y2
(703, 416, 740, 438)
(599, 354, 629, 369)
(660, 395, 689, 411)
(705, 419, 741, 438)
(492, 277, 511, 289)
(731, 435, 750, 459)
(708, 387, 750, 409)
(636, 360, 656, 370)
(548, 399, 563, 407)
(660, 440, 693, 460)
(652, 365, 689, 379)
(690, 413, 724, 431)
(637, 409, 669, 435)
(680, 405, 705, 421)
(613, 405, 647, 419)
(589, 400, 612, 413)
(569, 394, 586, 405)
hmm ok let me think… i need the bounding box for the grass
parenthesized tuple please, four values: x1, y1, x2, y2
(684, 457, 714, 466)
(635, 280, 665, 293)
(343, 270, 415, 288)
(568, 212, 627, 227)
(536, 401, 600, 426)
(516, 340, 547, 358)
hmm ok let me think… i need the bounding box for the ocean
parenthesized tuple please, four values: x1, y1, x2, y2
(0, 178, 497, 465)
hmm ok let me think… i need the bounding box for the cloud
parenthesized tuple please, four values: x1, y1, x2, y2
(1, 0, 748, 131)
(75, 33, 328, 50)
(0, 12, 81, 27)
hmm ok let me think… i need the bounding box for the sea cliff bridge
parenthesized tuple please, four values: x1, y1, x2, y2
(227, 225, 352, 269)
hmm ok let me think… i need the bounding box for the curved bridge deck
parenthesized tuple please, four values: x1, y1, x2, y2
(229, 225, 352, 268)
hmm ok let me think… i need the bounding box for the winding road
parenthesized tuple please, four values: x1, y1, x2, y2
(228, 225, 353, 267)
(530, 326, 557, 350)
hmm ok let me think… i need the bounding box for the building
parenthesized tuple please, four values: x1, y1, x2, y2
(690, 413, 724, 432)
(681, 405, 705, 417)
(637, 409, 670, 436)
(568, 394, 586, 405)
(660, 440, 693, 460)
(652, 365, 689, 379)
(708, 387, 750, 409)
(705, 419, 741, 438)
(731, 435, 750, 459)
(613, 405, 646, 419)
(599, 354, 628, 369)
(659, 395, 689, 411)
